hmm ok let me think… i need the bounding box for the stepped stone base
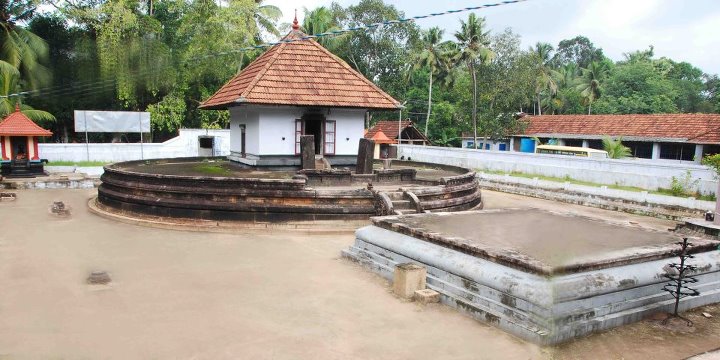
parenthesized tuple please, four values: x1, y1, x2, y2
(342, 209, 720, 345)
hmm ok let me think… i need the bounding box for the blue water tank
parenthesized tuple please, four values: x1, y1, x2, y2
(520, 138, 535, 153)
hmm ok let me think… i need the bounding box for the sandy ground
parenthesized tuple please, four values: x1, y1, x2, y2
(1, 188, 719, 359)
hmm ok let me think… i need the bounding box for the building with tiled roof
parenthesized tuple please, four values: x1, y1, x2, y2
(364, 120, 430, 159)
(200, 16, 401, 166)
(0, 105, 53, 177)
(510, 114, 720, 162)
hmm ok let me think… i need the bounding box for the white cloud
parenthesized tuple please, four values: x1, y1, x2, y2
(266, 0, 720, 74)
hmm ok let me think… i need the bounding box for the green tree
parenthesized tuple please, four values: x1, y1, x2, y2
(454, 13, 493, 149)
(0, 61, 54, 121)
(252, 0, 282, 41)
(301, 6, 347, 51)
(410, 27, 452, 136)
(334, 0, 419, 98)
(0, 0, 50, 89)
(531, 42, 557, 115)
(551, 35, 604, 69)
(576, 61, 609, 114)
(602, 136, 631, 159)
(594, 58, 679, 114)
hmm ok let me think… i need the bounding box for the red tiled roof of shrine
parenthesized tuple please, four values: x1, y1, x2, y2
(518, 114, 720, 144)
(0, 106, 52, 136)
(370, 130, 394, 144)
(365, 120, 430, 144)
(200, 29, 401, 110)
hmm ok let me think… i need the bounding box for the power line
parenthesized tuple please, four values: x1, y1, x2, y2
(1, 0, 529, 100)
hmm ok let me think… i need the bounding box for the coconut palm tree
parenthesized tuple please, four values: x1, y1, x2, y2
(253, 0, 282, 39)
(532, 42, 557, 116)
(301, 6, 348, 51)
(576, 61, 608, 114)
(602, 136, 631, 159)
(0, 0, 50, 89)
(454, 13, 493, 149)
(0, 60, 54, 121)
(410, 27, 453, 136)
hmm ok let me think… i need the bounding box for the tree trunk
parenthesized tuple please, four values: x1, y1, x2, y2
(588, 98, 592, 115)
(471, 62, 478, 149)
(537, 93, 542, 116)
(425, 73, 433, 137)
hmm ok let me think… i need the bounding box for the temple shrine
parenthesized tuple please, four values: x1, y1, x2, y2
(200, 14, 401, 166)
(0, 105, 52, 177)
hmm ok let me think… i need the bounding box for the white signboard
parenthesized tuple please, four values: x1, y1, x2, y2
(74, 110, 151, 133)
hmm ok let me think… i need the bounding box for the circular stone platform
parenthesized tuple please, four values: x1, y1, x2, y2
(95, 157, 483, 222)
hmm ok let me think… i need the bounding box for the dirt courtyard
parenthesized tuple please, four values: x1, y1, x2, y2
(1, 189, 719, 359)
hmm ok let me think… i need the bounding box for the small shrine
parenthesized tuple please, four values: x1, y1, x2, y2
(365, 120, 431, 159)
(0, 105, 52, 177)
(200, 14, 401, 167)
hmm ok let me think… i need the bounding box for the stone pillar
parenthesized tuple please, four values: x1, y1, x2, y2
(393, 263, 426, 299)
(356, 138, 375, 174)
(651, 142, 661, 160)
(300, 135, 315, 170)
(557, 139, 565, 146)
(582, 140, 589, 148)
(509, 137, 515, 152)
(694, 144, 704, 163)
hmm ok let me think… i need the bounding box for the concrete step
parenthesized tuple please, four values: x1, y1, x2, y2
(392, 200, 413, 210)
(394, 209, 417, 215)
(386, 192, 405, 201)
(314, 159, 331, 170)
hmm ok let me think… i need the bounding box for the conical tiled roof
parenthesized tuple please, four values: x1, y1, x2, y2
(370, 130, 394, 144)
(0, 105, 52, 136)
(200, 28, 401, 110)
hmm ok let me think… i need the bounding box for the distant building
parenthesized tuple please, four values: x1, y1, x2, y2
(460, 133, 509, 151)
(0, 105, 52, 177)
(200, 16, 401, 166)
(510, 114, 720, 162)
(365, 120, 430, 159)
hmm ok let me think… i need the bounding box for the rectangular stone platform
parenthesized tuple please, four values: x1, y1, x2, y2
(342, 209, 720, 345)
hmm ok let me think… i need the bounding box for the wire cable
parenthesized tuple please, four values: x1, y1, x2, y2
(0, 0, 529, 100)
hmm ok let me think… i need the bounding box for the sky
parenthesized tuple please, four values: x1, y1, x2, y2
(267, 0, 720, 75)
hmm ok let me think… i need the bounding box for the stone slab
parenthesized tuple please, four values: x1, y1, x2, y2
(371, 209, 719, 275)
(343, 211, 720, 345)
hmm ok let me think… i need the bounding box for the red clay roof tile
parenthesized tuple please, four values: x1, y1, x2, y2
(518, 114, 720, 144)
(201, 30, 400, 110)
(365, 120, 430, 144)
(0, 107, 52, 137)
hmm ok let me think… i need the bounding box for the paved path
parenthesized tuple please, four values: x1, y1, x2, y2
(0, 188, 717, 360)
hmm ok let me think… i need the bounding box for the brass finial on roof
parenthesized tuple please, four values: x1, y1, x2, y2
(292, 9, 299, 30)
(14, 102, 20, 112)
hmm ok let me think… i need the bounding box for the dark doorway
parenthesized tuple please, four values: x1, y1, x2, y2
(302, 113, 325, 155)
(564, 139, 583, 147)
(198, 136, 214, 157)
(239, 124, 246, 157)
(624, 141, 653, 159)
(10, 137, 26, 160)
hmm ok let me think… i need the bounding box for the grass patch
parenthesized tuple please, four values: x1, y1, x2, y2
(48, 160, 109, 166)
(477, 168, 717, 201)
(193, 163, 232, 176)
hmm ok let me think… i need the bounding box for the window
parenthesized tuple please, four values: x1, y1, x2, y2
(295, 119, 303, 155)
(324, 120, 336, 155)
